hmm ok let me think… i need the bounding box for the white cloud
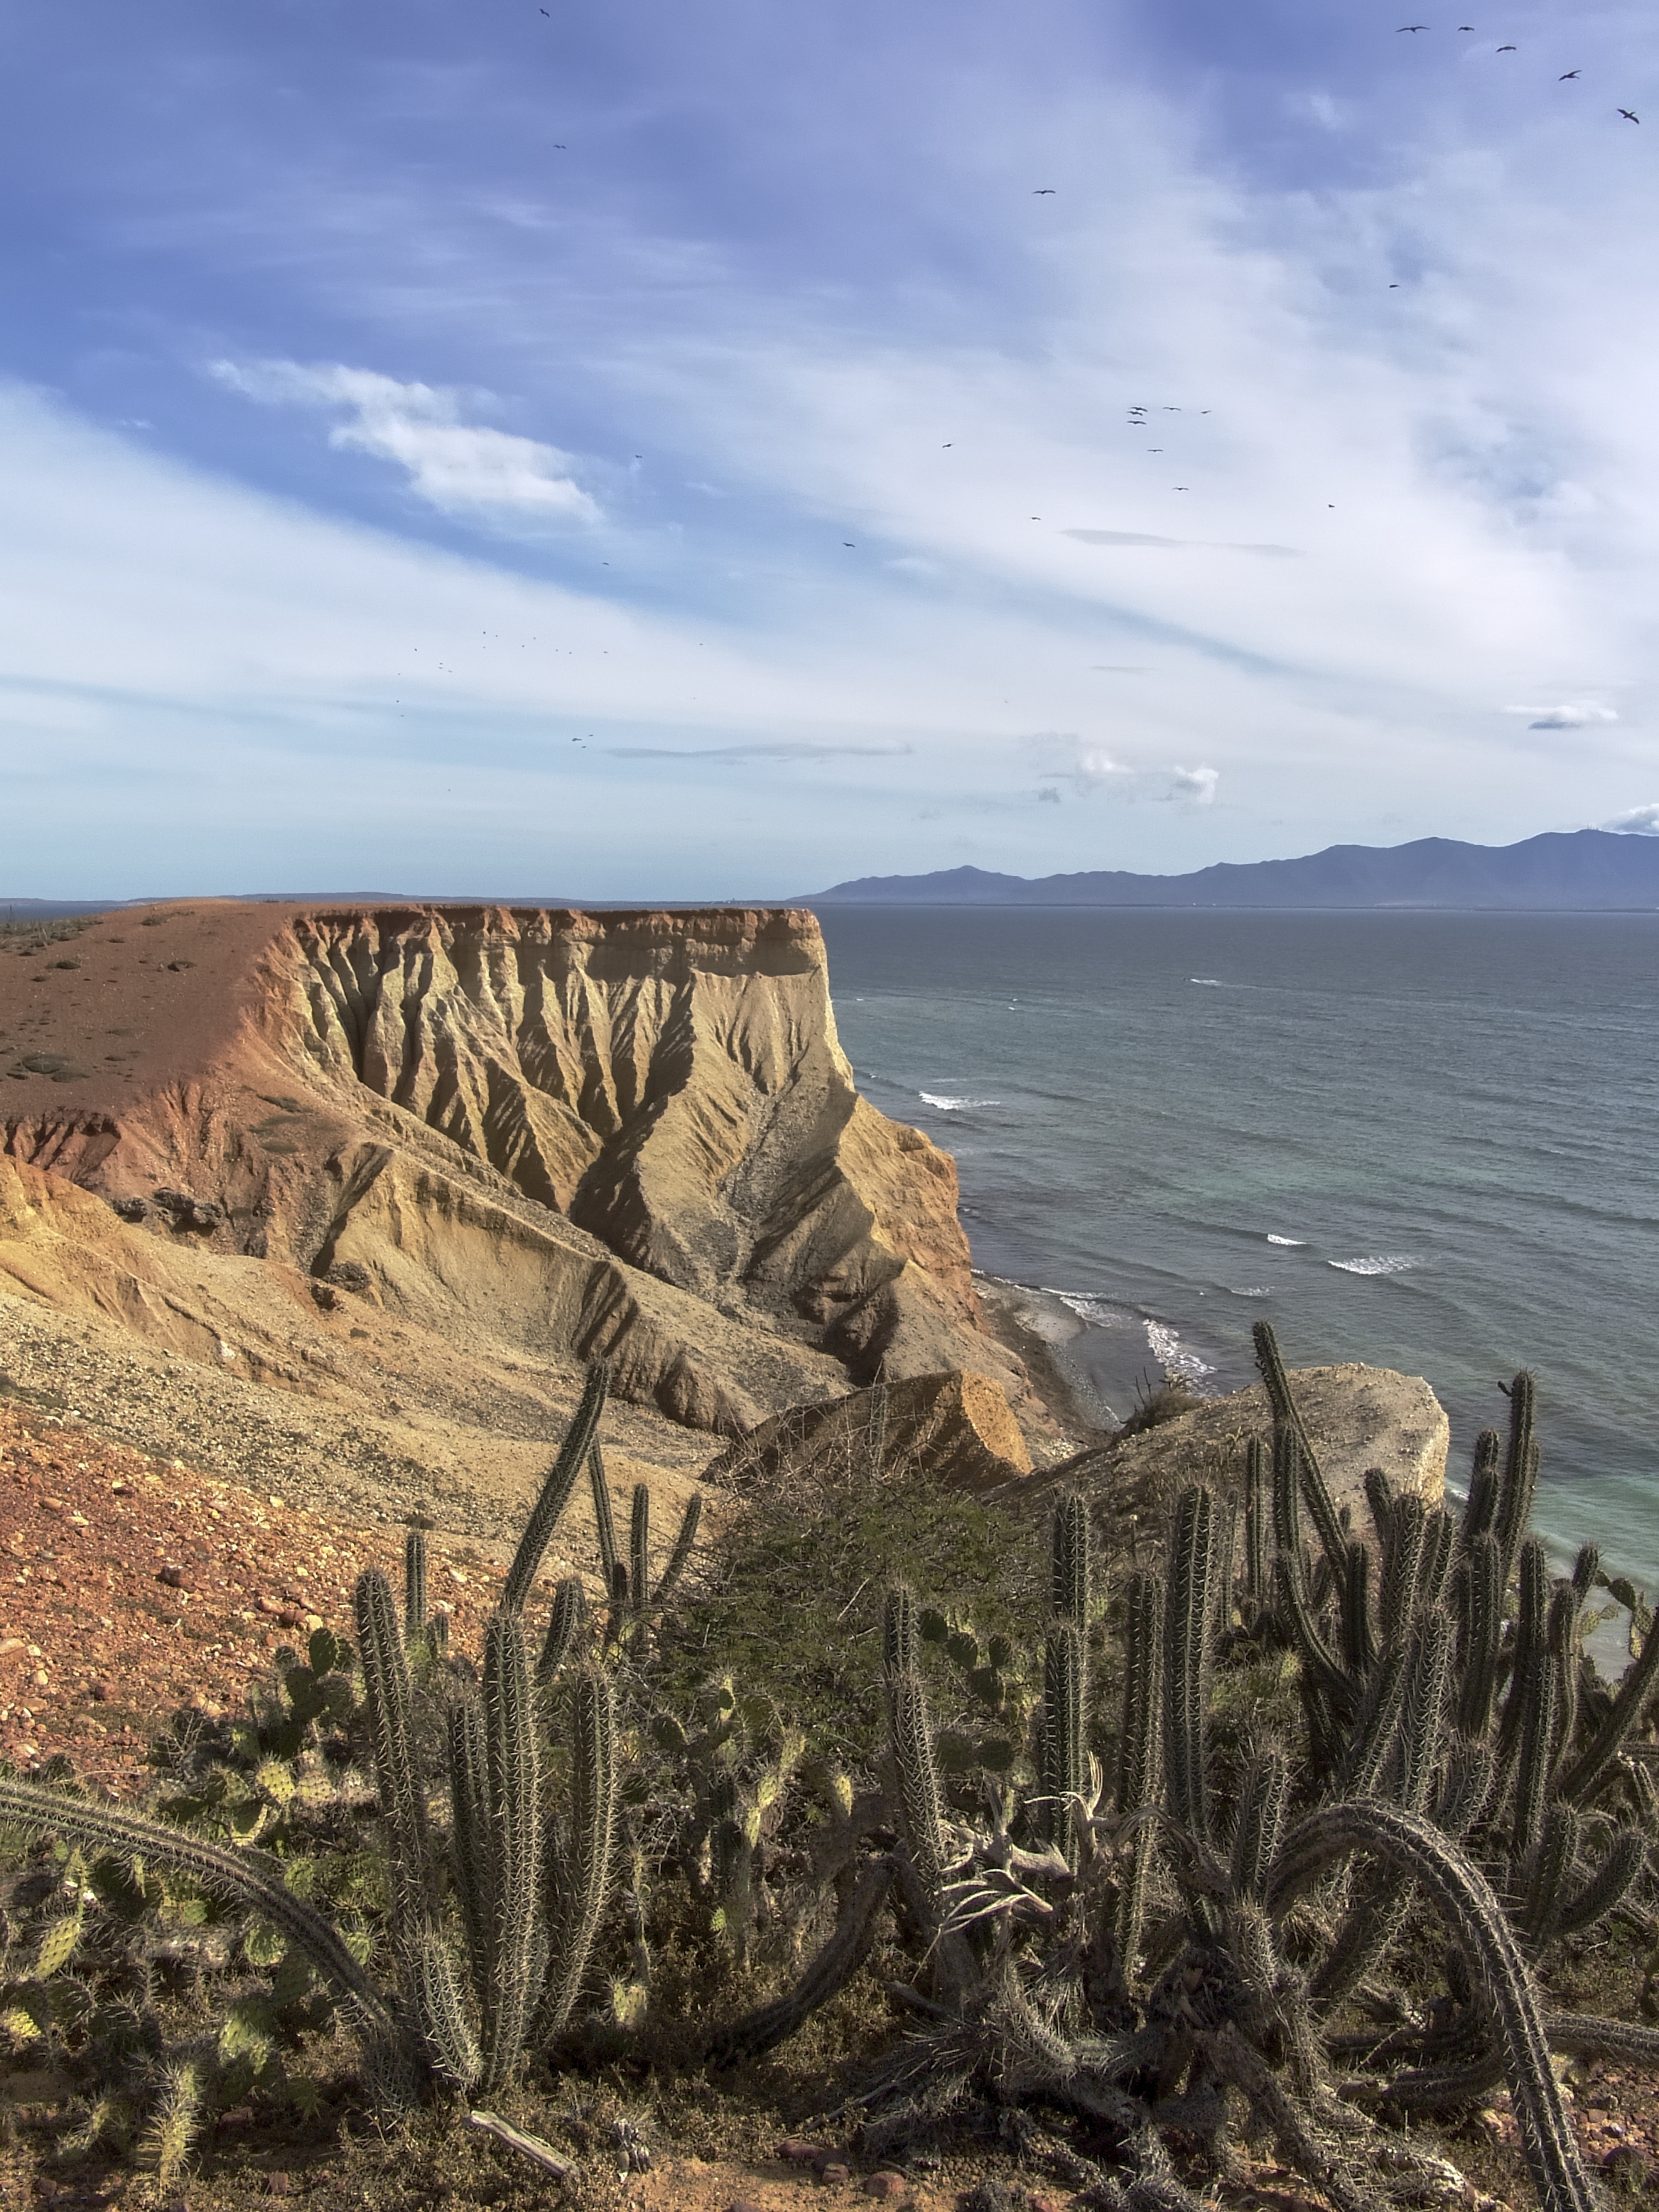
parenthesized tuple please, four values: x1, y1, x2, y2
(1024, 735, 1219, 806)
(210, 360, 599, 526)
(1502, 701, 1621, 730)
(1603, 804, 1659, 835)
(1172, 766, 1219, 806)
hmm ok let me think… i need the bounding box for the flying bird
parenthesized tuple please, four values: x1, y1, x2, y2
(1397, 23, 1428, 31)
(942, 441, 952, 447)
(1147, 447, 1163, 452)
(1560, 70, 1580, 79)
(1497, 44, 1515, 51)
(843, 541, 855, 547)
(1033, 188, 1056, 194)
(1619, 108, 1641, 120)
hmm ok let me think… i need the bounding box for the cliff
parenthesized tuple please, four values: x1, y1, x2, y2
(1, 902, 1027, 1442)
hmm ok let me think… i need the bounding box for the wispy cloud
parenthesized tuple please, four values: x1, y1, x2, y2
(607, 740, 914, 760)
(1064, 529, 1302, 557)
(5, 0, 1659, 890)
(209, 360, 600, 526)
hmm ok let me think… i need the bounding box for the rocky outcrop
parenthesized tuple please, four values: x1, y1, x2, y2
(1, 903, 1027, 1442)
(704, 1370, 1034, 1496)
(1030, 1363, 1449, 1531)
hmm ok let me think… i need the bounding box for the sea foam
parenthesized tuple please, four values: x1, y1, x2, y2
(1327, 1254, 1421, 1277)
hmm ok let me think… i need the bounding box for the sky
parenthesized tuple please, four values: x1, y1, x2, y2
(1, 0, 1658, 899)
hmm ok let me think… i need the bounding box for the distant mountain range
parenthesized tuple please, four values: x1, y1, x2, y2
(806, 829, 1659, 910)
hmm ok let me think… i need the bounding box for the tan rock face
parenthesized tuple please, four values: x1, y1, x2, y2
(705, 1369, 1034, 1496)
(1, 903, 1026, 1440)
(1033, 1363, 1449, 1533)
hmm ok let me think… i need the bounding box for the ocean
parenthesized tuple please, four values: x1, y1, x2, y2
(816, 907, 1659, 1596)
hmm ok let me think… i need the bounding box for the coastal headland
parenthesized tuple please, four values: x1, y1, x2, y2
(0, 901, 1046, 1536)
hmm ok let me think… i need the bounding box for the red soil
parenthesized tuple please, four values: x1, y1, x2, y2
(0, 902, 298, 1113)
(0, 1399, 514, 1792)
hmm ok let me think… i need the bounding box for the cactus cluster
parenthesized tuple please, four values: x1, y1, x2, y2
(865, 1327, 1659, 2212)
(0, 1360, 705, 2115)
(6, 1331, 1659, 2212)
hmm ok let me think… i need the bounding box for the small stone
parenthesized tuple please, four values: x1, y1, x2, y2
(310, 1281, 341, 1313)
(819, 2166, 850, 2187)
(728, 2202, 766, 2212)
(158, 1564, 188, 1588)
(864, 2176, 907, 2199)
(781, 2142, 826, 2166)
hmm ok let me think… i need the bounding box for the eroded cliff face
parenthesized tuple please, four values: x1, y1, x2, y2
(1, 903, 1027, 1439)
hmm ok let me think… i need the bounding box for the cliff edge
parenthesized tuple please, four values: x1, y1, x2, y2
(1, 902, 1027, 1440)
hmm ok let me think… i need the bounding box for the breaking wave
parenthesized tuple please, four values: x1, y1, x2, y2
(1327, 1254, 1422, 1277)
(919, 1091, 1000, 1111)
(1266, 1234, 1305, 1246)
(1146, 1320, 1216, 1382)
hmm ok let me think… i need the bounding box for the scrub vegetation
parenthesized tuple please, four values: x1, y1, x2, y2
(4, 1327, 1659, 2211)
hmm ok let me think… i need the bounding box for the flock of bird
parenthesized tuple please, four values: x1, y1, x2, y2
(1392, 23, 1638, 120)
(522, 8, 1640, 558)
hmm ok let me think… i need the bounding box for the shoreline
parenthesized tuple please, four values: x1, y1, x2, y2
(972, 1270, 1118, 1450)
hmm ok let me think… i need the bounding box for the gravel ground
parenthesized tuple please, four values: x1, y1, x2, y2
(0, 1285, 712, 1558)
(0, 1400, 555, 1792)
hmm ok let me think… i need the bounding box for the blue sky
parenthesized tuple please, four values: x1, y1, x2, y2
(2, 0, 1657, 897)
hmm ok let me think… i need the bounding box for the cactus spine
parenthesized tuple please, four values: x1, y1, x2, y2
(538, 1667, 618, 2042)
(1254, 1319, 1346, 1576)
(883, 1587, 947, 1906)
(501, 1361, 609, 1612)
(537, 1576, 587, 1682)
(629, 1483, 651, 1619)
(1115, 1569, 1164, 1973)
(1051, 1491, 1091, 1631)
(1243, 1435, 1268, 1604)
(472, 1614, 541, 2090)
(355, 1569, 434, 1940)
(404, 1528, 428, 1642)
(588, 1440, 622, 1599)
(1042, 1622, 1086, 1857)
(1163, 1486, 1216, 1850)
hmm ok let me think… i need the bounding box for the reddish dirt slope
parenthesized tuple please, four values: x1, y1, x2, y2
(0, 901, 295, 1111)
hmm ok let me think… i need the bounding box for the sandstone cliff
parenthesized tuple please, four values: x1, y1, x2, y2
(1, 903, 1027, 1442)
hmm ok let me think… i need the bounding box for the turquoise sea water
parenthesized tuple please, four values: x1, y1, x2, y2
(816, 907, 1659, 1591)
